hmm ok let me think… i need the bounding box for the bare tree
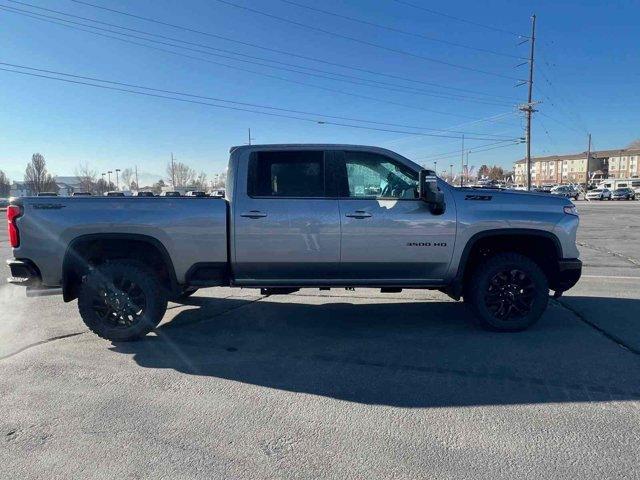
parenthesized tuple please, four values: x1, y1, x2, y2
(75, 162, 98, 194)
(120, 168, 134, 190)
(191, 171, 208, 191)
(0, 170, 10, 197)
(25, 153, 58, 194)
(477, 165, 490, 179)
(167, 161, 195, 188)
(628, 139, 640, 149)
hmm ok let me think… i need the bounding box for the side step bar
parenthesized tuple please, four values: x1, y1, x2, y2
(26, 286, 63, 297)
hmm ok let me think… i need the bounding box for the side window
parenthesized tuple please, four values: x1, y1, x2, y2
(343, 151, 418, 199)
(248, 151, 325, 197)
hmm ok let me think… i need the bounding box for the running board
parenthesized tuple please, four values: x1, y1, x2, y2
(26, 286, 63, 297)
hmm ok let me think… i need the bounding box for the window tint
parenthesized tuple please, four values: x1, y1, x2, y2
(343, 151, 418, 199)
(249, 151, 325, 197)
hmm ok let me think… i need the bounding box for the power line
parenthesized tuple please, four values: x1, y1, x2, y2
(278, 0, 525, 59)
(0, 4, 515, 108)
(0, 65, 521, 141)
(0, 61, 515, 139)
(391, 0, 528, 38)
(417, 139, 523, 162)
(209, 0, 523, 80)
(7, 0, 519, 101)
(1, 6, 512, 119)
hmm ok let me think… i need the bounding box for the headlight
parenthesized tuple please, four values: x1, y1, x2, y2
(563, 205, 578, 216)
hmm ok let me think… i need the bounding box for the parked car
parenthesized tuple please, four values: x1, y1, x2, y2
(0, 198, 9, 209)
(6, 144, 582, 340)
(72, 192, 92, 196)
(37, 192, 58, 197)
(160, 191, 181, 197)
(185, 191, 207, 197)
(134, 191, 155, 197)
(211, 189, 226, 198)
(104, 191, 125, 197)
(550, 185, 580, 200)
(611, 187, 636, 200)
(585, 188, 612, 201)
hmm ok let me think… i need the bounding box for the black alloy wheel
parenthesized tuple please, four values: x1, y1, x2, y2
(78, 260, 167, 341)
(484, 268, 535, 320)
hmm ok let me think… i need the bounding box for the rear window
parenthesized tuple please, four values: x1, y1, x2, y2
(248, 151, 325, 197)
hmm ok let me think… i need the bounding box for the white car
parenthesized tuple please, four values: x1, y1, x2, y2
(585, 188, 612, 201)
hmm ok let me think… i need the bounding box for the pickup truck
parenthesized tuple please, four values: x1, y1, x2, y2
(6, 144, 582, 341)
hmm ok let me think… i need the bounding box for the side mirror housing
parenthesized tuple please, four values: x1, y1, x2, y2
(419, 169, 446, 214)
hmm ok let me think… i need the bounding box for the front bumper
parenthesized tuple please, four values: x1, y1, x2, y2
(555, 258, 582, 292)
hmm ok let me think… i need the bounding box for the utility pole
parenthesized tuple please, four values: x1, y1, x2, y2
(522, 14, 537, 191)
(107, 171, 112, 188)
(101, 172, 106, 194)
(115, 168, 121, 190)
(135, 165, 139, 190)
(460, 134, 465, 187)
(433, 160, 438, 173)
(247, 128, 255, 145)
(170, 153, 176, 189)
(585, 133, 591, 189)
(450, 164, 453, 182)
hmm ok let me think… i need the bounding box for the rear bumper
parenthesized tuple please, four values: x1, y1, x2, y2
(6, 259, 41, 286)
(555, 258, 582, 292)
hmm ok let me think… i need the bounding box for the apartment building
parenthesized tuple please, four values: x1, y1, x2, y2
(514, 148, 640, 186)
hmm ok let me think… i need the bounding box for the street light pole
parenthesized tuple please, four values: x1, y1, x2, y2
(115, 168, 121, 190)
(107, 171, 112, 188)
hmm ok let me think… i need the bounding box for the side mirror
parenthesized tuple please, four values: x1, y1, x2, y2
(419, 169, 445, 214)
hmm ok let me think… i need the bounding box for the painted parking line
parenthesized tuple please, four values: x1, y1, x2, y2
(582, 274, 640, 280)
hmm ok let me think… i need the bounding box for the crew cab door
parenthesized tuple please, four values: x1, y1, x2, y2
(232, 149, 341, 283)
(336, 150, 456, 283)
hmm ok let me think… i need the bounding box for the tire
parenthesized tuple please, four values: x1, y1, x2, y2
(464, 253, 549, 332)
(78, 260, 168, 341)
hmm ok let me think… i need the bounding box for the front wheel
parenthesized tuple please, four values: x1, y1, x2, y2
(464, 253, 549, 332)
(78, 260, 168, 341)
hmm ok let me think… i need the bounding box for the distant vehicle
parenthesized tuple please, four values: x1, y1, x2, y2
(0, 198, 9, 208)
(586, 188, 612, 201)
(37, 192, 58, 196)
(611, 187, 636, 200)
(211, 189, 225, 198)
(597, 178, 640, 191)
(134, 191, 155, 197)
(160, 191, 181, 197)
(104, 191, 125, 197)
(72, 192, 92, 196)
(185, 191, 207, 197)
(550, 185, 580, 200)
(533, 186, 553, 194)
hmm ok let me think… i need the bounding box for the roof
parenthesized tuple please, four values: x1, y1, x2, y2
(53, 176, 82, 185)
(515, 148, 640, 164)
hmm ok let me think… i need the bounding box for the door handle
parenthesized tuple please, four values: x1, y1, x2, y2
(345, 211, 372, 219)
(240, 210, 268, 219)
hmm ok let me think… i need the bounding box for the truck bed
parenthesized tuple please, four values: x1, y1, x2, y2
(11, 196, 228, 286)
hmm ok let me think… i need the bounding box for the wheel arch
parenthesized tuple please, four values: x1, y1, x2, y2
(62, 233, 179, 302)
(448, 229, 563, 299)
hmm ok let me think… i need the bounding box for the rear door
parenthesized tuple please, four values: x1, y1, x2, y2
(233, 149, 341, 283)
(336, 150, 456, 283)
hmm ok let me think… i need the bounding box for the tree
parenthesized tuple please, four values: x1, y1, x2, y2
(191, 171, 208, 191)
(75, 162, 98, 194)
(628, 139, 640, 149)
(0, 170, 10, 197)
(167, 160, 195, 188)
(212, 171, 227, 189)
(120, 168, 134, 190)
(25, 153, 58, 194)
(488, 165, 505, 181)
(477, 165, 490, 179)
(152, 179, 166, 195)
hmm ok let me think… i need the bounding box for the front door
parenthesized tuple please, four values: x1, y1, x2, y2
(337, 150, 456, 283)
(233, 149, 341, 283)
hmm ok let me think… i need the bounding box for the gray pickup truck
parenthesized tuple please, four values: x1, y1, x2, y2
(7, 144, 581, 340)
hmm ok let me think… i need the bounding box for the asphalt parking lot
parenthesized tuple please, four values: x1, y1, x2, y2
(2, 201, 640, 479)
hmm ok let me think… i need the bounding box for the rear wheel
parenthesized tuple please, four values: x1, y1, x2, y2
(464, 253, 549, 332)
(78, 260, 167, 341)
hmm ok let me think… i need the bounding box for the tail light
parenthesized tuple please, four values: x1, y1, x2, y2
(7, 205, 21, 248)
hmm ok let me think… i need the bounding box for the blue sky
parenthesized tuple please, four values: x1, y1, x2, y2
(0, 0, 638, 184)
